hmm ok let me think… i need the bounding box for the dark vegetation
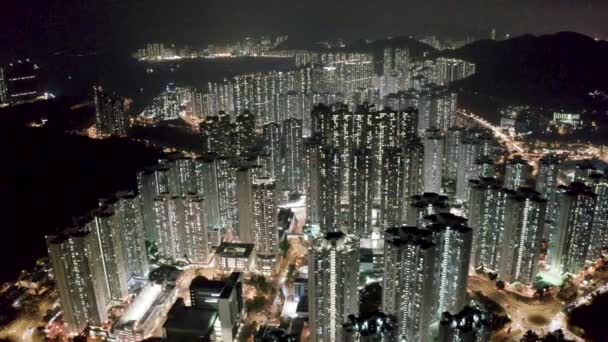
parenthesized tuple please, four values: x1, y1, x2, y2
(0, 100, 160, 282)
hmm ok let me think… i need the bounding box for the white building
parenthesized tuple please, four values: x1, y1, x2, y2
(423, 128, 444, 194)
(252, 178, 278, 274)
(421, 213, 473, 319)
(550, 182, 596, 275)
(383, 226, 437, 342)
(499, 188, 547, 284)
(308, 231, 359, 342)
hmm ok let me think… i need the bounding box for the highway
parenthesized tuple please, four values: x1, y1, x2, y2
(458, 109, 608, 163)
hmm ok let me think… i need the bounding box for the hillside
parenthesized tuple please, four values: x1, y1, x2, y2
(443, 32, 608, 113)
(0, 101, 161, 282)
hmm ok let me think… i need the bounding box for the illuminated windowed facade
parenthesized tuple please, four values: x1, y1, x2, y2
(421, 213, 473, 319)
(309, 231, 359, 342)
(468, 177, 508, 271)
(499, 188, 546, 284)
(47, 231, 109, 333)
(383, 226, 437, 342)
(550, 182, 597, 275)
(252, 178, 278, 274)
(423, 128, 444, 194)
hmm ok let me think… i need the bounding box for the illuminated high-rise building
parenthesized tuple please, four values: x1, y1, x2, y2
(401, 138, 425, 222)
(383, 47, 395, 76)
(282, 118, 304, 192)
(190, 88, 217, 119)
(318, 146, 342, 233)
(444, 127, 465, 182)
(383, 90, 419, 112)
(235, 166, 254, 243)
(423, 128, 444, 194)
(152, 195, 209, 264)
(455, 130, 494, 203)
(304, 136, 323, 227)
(93, 85, 130, 136)
(498, 188, 546, 284)
(417, 86, 433, 133)
(430, 89, 458, 130)
(235, 110, 257, 156)
(394, 48, 410, 74)
(262, 122, 283, 182)
(468, 177, 508, 271)
(421, 213, 473, 319)
(383, 226, 437, 342)
(181, 195, 210, 263)
(550, 182, 596, 275)
(407, 192, 450, 226)
(379, 147, 404, 229)
(588, 172, 608, 260)
(114, 191, 149, 279)
(252, 178, 278, 274)
(85, 207, 129, 301)
(504, 156, 532, 190)
(309, 231, 360, 342)
(349, 148, 374, 238)
(4, 59, 43, 104)
(216, 157, 238, 228)
(399, 107, 419, 143)
(47, 230, 109, 333)
(434, 58, 476, 86)
(194, 154, 222, 229)
(536, 155, 562, 244)
(200, 113, 233, 157)
(0, 67, 7, 104)
(278, 90, 304, 122)
(473, 156, 496, 179)
(455, 137, 481, 203)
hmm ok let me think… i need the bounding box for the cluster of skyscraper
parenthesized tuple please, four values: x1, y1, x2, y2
(466, 156, 608, 283)
(51, 44, 493, 340)
(47, 191, 149, 333)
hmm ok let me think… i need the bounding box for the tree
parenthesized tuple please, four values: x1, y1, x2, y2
(542, 329, 574, 342)
(247, 275, 276, 296)
(279, 238, 290, 258)
(246, 295, 268, 312)
(286, 264, 298, 285)
(520, 330, 540, 342)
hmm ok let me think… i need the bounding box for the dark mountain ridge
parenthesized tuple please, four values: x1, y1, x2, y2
(443, 32, 608, 110)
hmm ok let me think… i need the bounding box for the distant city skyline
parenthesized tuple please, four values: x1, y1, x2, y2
(1, 0, 607, 59)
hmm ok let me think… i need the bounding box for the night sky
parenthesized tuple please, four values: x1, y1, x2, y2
(0, 0, 606, 59)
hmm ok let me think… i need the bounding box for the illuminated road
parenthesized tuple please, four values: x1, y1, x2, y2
(0, 292, 57, 342)
(458, 109, 608, 162)
(458, 110, 524, 154)
(468, 275, 582, 341)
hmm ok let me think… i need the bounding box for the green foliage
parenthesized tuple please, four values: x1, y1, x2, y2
(246, 295, 268, 312)
(286, 264, 298, 285)
(279, 238, 290, 258)
(520, 330, 540, 342)
(247, 275, 276, 296)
